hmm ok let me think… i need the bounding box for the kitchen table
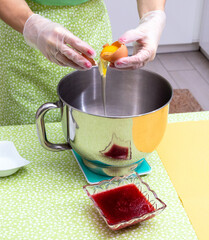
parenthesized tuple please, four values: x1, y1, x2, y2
(0, 112, 208, 240)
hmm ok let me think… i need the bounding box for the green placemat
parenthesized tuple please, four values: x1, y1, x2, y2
(1, 112, 207, 239)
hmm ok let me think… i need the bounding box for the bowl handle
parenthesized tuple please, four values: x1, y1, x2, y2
(35, 101, 72, 151)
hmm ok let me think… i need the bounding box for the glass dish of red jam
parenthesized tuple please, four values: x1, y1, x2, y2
(83, 172, 166, 230)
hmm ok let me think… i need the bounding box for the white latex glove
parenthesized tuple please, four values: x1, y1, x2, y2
(23, 14, 96, 70)
(114, 10, 166, 69)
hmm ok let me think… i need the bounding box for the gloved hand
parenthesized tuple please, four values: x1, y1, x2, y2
(114, 10, 166, 70)
(23, 14, 96, 70)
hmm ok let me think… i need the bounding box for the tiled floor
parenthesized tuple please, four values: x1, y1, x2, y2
(142, 51, 209, 111)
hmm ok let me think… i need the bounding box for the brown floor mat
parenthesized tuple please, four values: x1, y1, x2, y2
(169, 89, 204, 113)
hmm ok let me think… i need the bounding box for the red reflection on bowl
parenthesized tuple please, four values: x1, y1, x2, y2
(103, 144, 129, 160)
(100, 133, 132, 160)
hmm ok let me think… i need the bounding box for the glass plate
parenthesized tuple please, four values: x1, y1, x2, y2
(83, 172, 166, 230)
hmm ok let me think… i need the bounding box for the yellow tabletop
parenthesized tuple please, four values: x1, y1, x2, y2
(157, 113, 209, 240)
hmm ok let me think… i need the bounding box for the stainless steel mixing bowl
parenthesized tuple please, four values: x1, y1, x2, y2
(36, 67, 172, 176)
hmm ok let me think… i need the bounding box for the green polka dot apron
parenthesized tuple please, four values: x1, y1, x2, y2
(0, 0, 112, 126)
(31, 0, 90, 6)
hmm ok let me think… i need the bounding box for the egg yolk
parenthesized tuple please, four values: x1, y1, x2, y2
(101, 45, 119, 56)
(99, 45, 119, 77)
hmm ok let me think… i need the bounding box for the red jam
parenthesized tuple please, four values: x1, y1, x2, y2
(103, 144, 129, 159)
(92, 183, 155, 225)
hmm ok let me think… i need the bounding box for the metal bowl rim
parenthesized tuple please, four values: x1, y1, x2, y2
(57, 67, 173, 119)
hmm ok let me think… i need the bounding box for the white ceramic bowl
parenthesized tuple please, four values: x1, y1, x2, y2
(0, 141, 30, 177)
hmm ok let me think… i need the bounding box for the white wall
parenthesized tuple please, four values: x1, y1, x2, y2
(200, 0, 209, 58)
(193, 0, 205, 41)
(104, 0, 204, 47)
(104, 0, 139, 46)
(160, 0, 204, 45)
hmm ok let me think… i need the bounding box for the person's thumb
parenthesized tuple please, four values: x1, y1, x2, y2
(118, 28, 145, 45)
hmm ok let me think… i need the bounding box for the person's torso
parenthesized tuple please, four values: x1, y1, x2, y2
(30, 0, 90, 6)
